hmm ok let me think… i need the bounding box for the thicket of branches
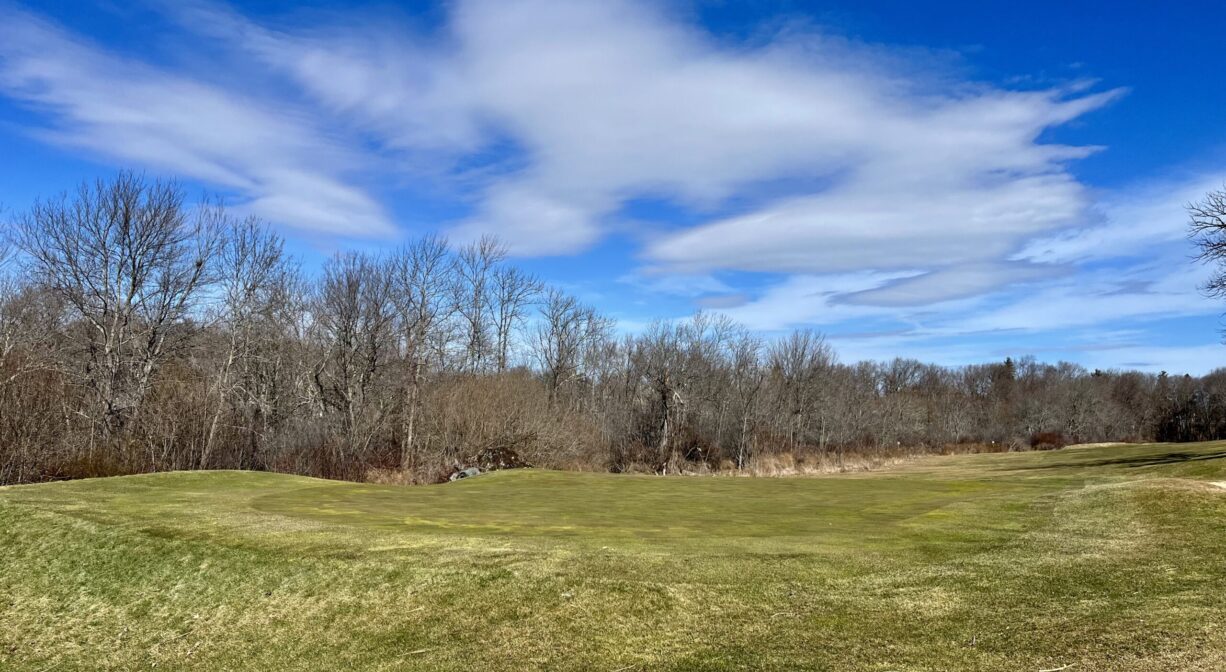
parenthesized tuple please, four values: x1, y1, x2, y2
(2, 174, 1224, 485)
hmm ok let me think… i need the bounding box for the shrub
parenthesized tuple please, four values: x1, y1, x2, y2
(1029, 432, 1069, 451)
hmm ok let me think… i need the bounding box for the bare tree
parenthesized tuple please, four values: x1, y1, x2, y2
(454, 235, 506, 372)
(7, 171, 1226, 485)
(200, 217, 289, 468)
(634, 321, 687, 472)
(0, 267, 64, 391)
(492, 266, 542, 372)
(767, 330, 835, 451)
(253, 263, 314, 465)
(390, 235, 455, 471)
(17, 173, 222, 445)
(0, 228, 19, 374)
(534, 288, 610, 403)
(650, 313, 733, 466)
(312, 252, 398, 465)
(0, 226, 12, 278)
(728, 330, 764, 468)
(1191, 186, 1226, 311)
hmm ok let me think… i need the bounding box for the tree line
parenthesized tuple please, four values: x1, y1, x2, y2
(1, 173, 1224, 485)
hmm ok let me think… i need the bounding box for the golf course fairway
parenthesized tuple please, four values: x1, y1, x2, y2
(3, 441, 1226, 670)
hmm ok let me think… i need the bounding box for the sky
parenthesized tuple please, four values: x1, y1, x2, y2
(0, 0, 1224, 374)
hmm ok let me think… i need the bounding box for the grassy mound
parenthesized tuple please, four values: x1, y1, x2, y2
(3, 442, 1226, 670)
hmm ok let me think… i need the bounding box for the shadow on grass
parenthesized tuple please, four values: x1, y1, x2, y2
(1012, 450, 1226, 471)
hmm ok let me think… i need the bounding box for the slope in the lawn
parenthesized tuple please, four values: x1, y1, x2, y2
(3, 441, 1226, 671)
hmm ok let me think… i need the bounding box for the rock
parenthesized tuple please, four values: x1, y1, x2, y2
(448, 467, 481, 481)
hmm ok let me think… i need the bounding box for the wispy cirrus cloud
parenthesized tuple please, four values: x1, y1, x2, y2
(1016, 171, 1226, 264)
(710, 238, 1214, 336)
(165, 0, 483, 157)
(163, 0, 1123, 271)
(0, 0, 1220, 372)
(0, 5, 393, 237)
(947, 261, 1214, 334)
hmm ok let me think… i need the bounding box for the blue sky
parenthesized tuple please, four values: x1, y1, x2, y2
(1, 0, 1224, 373)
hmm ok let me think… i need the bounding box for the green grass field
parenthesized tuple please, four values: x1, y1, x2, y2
(3, 442, 1226, 671)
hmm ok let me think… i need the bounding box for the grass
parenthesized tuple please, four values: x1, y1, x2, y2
(3, 442, 1226, 670)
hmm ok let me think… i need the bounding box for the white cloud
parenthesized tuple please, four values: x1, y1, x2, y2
(167, 0, 484, 156)
(455, 1, 1119, 259)
(1016, 172, 1226, 264)
(446, 184, 610, 254)
(163, 0, 1122, 265)
(711, 252, 1214, 340)
(0, 6, 393, 237)
(617, 271, 733, 298)
(947, 261, 1214, 334)
(840, 263, 1060, 306)
(695, 195, 1220, 362)
(645, 174, 1091, 279)
(2, 0, 1221, 373)
(713, 271, 926, 331)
